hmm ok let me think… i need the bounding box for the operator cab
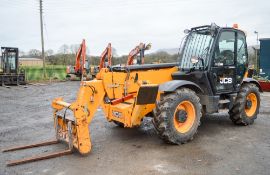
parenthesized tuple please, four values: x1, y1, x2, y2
(0, 47, 26, 85)
(1, 47, 19, 74)
(175, 23, 248, 95)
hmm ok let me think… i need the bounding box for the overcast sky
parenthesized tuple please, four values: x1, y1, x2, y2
(0, 0, 269, 55)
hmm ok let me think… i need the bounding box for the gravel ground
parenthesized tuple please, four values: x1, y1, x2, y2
(0, 81, 270, 175)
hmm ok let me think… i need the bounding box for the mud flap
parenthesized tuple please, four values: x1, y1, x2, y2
(136, 84, 158, 105)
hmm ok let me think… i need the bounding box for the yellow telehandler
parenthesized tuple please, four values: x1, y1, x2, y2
(3, 23, 262, 166)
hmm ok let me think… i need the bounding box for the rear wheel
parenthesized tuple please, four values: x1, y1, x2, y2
(229, 83, 260, 125)
(153, 88, 202, 144)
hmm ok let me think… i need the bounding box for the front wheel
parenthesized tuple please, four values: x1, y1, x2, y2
(229, 83, 260, 125)
(153, 88, 202, 144)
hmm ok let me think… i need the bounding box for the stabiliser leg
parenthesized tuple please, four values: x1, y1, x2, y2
(2, 140, 72, 166)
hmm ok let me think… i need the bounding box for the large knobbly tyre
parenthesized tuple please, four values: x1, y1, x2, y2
(153, 88, 202, 144)
(229, 83, 260, 125)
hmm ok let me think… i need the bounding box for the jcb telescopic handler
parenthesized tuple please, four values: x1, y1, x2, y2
(4, 24, 261, 166)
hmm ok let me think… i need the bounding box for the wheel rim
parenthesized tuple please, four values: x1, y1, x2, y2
(174, 101, 196, 133)
(245, 93, 257, 117)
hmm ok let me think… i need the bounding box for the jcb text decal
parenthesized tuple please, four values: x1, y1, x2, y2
(220, 77, 232, 84)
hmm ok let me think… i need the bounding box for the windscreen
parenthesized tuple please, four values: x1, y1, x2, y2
(0, 55, 2, 73)
(180, 30, 214, 69)
(7, 52, 16, 71)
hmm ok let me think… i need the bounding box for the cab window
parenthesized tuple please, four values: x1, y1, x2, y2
(213, 31, 236, 66)
(8, 53, 16, 71)
(236, 32, 248, 82)
(237, 32, 247, 65)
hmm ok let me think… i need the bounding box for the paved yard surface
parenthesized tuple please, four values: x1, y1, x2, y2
(0, 82, 270, 175)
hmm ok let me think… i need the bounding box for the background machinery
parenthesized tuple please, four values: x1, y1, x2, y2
(89, 43, 113, 79)
(4, 24, 262, 166)
(66, 40, 113, 80)
(0, 47, 26, 86)
(126, 42, 151, 65)
(66, 39, 89, 80)
(89, 42, 150, 78)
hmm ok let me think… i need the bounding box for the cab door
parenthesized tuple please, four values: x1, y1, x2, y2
(235, 32, 248, 85)
(210, 30, 237, 94)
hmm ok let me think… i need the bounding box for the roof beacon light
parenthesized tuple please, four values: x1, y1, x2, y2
(233, 24, 239, 29)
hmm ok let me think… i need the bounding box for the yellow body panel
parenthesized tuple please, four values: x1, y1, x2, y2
(98, 67, 178, 99)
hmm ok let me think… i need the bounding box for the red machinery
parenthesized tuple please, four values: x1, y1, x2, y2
(99, 43, 112, 69)
(258, 81, 270, 92)
(66, 39, 87, 80)
(67, 42, 151, 80)
(89, 43, 112, 79)
(126, 43, 151, 65)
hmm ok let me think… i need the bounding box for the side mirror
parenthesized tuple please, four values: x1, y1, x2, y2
(184, 29, 190, 34)
(191, 57, 199, 64)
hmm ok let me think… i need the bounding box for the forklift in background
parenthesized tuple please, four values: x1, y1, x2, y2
(0, 47, 26, 86)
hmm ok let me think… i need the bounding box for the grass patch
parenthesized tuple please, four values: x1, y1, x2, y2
(22, 65, 66, 81)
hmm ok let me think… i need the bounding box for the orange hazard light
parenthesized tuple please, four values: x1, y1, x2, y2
(233, 24, 239, 29)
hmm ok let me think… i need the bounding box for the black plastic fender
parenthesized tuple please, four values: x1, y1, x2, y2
(159, 80, 203, 94)
(242, 78, 263, 92)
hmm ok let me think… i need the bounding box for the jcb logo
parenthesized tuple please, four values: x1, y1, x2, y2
(220, 77, 232, 84)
